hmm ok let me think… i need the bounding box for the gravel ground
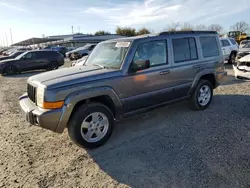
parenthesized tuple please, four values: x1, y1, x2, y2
(0, 65, 249, 188)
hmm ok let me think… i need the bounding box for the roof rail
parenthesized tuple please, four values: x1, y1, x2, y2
(158, 31, 218, 36)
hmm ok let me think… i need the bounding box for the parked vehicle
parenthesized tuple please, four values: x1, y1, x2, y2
(19, 31, 226, 148)
(228, 31, 250, 44)
(0, 51, 26, 61)
(51, 46, 68, 57)
(236, 42, 250, 60)
(0, 50, 64, 75)
(233, 54, 250, 79)
(239, 40, 250, 48)
(65, 44, 96, 60)
(220, 37, 238, 64)
(71, 55, 88, 66)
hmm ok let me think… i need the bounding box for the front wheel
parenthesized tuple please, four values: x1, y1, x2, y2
(189, 79, 213, 110)
(3, 65, 17, 75)
(68, 103, 114, 149)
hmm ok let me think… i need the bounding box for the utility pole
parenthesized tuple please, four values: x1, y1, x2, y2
(71, 26, 74, 35)
(5, 32, 8, 46)
(78, 26, 80, 33)
(9, 28, 13, 45)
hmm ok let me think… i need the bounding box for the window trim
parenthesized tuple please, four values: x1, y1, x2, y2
(200, 36, 220, 58)
(131, 39, 168, 68)
(172, 37, 198, 63)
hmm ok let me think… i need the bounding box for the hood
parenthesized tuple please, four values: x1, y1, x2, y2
(0, 58, 19, 64)
(0, 56, 15, 61)
(238, 54, 250, 62)
(28, 65, 121, 89)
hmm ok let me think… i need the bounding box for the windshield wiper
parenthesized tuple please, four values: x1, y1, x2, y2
(92, 64, 107, 69)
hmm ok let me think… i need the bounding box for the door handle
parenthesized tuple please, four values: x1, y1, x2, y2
(160, 70, 171, 75)
(193, 65, 201, 69)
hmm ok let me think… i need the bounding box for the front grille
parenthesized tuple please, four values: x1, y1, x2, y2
(27, 84, 36, 103)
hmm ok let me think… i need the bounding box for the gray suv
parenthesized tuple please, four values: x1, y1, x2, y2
(19, 31, 227, 148)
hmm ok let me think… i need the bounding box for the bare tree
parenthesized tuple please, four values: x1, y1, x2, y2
(207, 24, 223, 33)
(180, 22, 194, 31)
(136, 28, 150, 35)
(231, 21, 249, 32)
(195, 24, 207, 31)
(166, 22, 180, 31)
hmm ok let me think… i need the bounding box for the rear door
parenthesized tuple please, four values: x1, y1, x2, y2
(170, 36, 200, 99)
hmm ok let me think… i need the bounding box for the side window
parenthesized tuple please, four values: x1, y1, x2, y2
(221, 40, 230, 47)
(229, 39, 237, 45)
(133, 40, 167, 67)
(172, 37, 198, 63)
(24, 52, 35, 59)
(36, 52, 45, 58)
(200, 36, 219, 58)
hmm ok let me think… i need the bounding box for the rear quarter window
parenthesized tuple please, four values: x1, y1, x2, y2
(200, 36, 219, 58)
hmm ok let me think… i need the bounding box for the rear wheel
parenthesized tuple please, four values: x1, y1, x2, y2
(228, 52, 236, 64)
(3, 65, 17, 75)
(46, 62, 59, 71)
(68, 102, 114, 149)
(189, 79, 213, 110)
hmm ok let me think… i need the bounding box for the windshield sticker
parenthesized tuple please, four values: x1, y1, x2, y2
(115, 42, 130, 48)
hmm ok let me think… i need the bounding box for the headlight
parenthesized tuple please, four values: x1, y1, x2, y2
(36, 86, 44, 108)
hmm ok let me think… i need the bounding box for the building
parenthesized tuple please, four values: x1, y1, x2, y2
(12, 34, 125, 48)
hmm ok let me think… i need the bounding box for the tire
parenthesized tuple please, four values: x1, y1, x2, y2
(189, 79, 213, 110)
(46, 62, 59, 71)
(228, 52, 236, 64)
(3, 65, 17, 75)
(68, 102, 114, 149)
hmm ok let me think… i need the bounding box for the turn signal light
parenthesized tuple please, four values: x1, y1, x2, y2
(42, 101, 64, 109)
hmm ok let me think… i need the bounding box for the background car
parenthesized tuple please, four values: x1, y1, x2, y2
(71, 55, 88, 66)
(239, 40, 250, 48)
(233, 54, 250, 79)
(0, 51, 26, 61)
(220, 37, 238, 64)
(66, 44, 96, 60)
(0, 50, 64, 75)
(51, 46, 68, 57)
(236, 42, 250, 60)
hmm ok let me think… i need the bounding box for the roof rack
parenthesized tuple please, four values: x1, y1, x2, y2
(158, 31, 218, 36)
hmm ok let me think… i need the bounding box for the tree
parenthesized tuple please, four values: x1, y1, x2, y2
(195, 24, 207, 31)
(180, 22, 194, 31)
(231, 21, 249, 32)
(116, 27, 136, 36)
(165, 22, 180, 31)
(94, 30, 111, 36)
(207, 24, 223, 33)
(136, 28, 150, 35)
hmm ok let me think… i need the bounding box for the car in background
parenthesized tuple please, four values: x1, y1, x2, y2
(233, 54, 250, 79)
(0, 50, 64, 75)
(220, 37, 238, 64)
(0, 51, 26, 61)
(51, 46, 68, 57)
(236, 42, 250, 60)
(239, 40, 250, 48)
(65, 44, 96, 60)
(71, 55, 88, 66)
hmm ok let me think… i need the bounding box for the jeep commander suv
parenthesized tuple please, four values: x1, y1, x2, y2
(19, 31, 227, 148)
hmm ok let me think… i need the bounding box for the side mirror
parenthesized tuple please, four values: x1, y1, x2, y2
(129, 60, 150, 73)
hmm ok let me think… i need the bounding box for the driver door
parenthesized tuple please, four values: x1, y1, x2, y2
(119, 40, 175, 112)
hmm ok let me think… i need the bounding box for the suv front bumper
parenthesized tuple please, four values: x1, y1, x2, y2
(19, 93, 64, 133)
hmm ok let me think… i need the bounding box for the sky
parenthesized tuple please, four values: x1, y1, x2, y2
(0, 0, 250, 44)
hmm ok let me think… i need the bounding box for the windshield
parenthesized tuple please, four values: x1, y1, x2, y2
(85, 42, 130, 69)
(15, 51, 28, 59)
(242, 43, 250, 48)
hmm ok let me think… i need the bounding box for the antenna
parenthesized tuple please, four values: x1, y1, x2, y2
(10, 28, 13, 45)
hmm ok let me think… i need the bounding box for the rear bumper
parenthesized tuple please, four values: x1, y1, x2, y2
(215, 71, 227, 87)
(19, 93, 64, 133)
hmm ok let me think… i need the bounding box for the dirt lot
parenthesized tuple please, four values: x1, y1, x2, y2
(0, 65, 249, 188)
